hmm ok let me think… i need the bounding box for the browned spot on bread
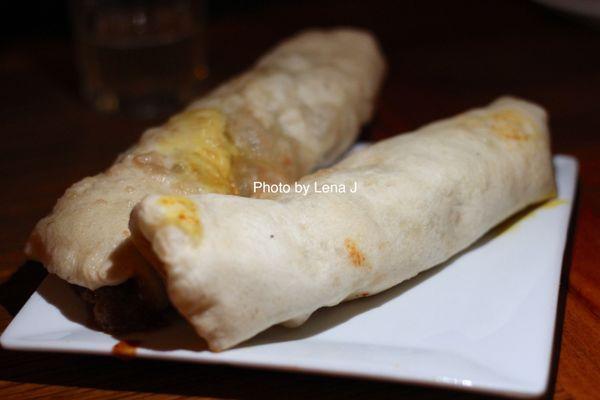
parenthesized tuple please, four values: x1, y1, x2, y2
(112, 340, 140, 359)
(344, 238, 367, 267)
(459, 109, 535, 142)
(157, 196, 201, 238)
(490, 110, 530, 141)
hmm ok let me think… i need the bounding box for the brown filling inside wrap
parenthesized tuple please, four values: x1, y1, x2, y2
(73, 280, 170, 333)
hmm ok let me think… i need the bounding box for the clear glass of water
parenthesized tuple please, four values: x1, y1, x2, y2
(71, 0, 207, 118)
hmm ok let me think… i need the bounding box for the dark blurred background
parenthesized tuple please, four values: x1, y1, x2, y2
(0, 1, 310, 38)
(1, 0, 599, 124)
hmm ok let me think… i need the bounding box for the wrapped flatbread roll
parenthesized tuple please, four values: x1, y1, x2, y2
(131, 97, 556, 351)
(25, 28, 385, 331)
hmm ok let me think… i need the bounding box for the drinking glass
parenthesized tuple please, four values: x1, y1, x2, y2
(71, 0, 207, 118)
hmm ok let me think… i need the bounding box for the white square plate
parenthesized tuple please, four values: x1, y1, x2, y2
(1, 155, 577, 398)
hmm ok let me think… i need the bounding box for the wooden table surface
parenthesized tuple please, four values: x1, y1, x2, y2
(1, 1, 599, 399)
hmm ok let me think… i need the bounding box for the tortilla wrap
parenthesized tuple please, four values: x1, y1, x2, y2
(131, 97, 556, 351)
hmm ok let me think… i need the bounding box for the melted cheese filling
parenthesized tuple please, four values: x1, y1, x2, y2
(159, 108, 238, 194)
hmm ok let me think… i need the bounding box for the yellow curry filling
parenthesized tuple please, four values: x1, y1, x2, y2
(158, 108, 239, 194)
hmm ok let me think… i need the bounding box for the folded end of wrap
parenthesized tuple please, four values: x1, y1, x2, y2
(493, 95, 557, 199)
(131, 194, 316, 351)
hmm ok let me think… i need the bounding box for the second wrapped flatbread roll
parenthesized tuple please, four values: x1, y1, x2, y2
(131, 97, 556, 351)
